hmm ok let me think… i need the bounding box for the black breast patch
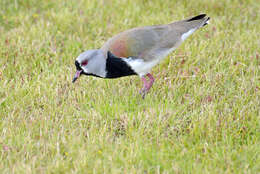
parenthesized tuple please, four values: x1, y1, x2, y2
(105, 51, 137, 78)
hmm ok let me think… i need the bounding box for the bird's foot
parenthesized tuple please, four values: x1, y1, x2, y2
(139, 88, 149, 99)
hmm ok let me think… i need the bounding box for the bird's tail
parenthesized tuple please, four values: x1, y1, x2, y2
(170, 14, 210, 30)
(185, 14, 210, 28)
(168, 14, 210, 41)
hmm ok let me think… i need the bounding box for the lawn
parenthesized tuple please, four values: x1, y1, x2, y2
(0, 0, 259, 173)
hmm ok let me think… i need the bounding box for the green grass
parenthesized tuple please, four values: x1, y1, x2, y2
(0, 0, 259, 173)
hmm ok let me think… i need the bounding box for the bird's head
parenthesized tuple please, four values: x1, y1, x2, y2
(72, 49, 106, 83)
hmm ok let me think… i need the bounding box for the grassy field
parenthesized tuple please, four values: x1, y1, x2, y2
(0, 0, 259, 173)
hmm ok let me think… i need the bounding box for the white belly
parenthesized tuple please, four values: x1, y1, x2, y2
(122, 58, 157, 76)
(123, 47, 176, 76)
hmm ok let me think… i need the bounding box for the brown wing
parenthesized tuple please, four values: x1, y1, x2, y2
(101, 25, 169, 60)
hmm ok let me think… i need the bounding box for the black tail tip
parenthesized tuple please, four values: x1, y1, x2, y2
(187, 14, 207, 22)
(202, 17, 210, 26)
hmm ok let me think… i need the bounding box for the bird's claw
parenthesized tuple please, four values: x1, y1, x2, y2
(139, 88, 148, 99)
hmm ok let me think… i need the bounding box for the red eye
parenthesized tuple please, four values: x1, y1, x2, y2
(81, 60, 88, 66)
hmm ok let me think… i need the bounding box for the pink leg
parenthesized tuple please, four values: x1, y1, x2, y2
(146, 73, 155, 91)
(141, 76, 149, 89)
(140, 73, 155, 98)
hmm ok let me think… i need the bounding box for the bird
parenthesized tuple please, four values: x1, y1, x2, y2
(72, 14, 210, 98)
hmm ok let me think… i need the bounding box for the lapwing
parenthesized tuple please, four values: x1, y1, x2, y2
(73, 14, 210, 98)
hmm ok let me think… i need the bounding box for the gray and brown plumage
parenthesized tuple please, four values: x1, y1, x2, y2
(73, 14, 210, 98)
